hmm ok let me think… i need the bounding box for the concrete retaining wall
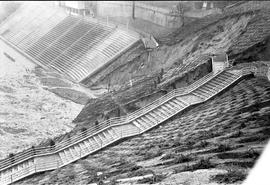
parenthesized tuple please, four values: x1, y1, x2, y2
(96, 1, 183, 28)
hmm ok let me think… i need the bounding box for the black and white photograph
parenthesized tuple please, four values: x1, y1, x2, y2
(0, 1, 269, 185)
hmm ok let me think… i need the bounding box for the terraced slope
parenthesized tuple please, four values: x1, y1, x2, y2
(0, 67, 255, 184)
(0, 3, 139, 83)
(13, 72, 270, 185)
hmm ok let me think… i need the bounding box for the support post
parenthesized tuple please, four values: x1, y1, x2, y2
(132, 1, 135, 19)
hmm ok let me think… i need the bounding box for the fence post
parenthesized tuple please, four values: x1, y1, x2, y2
(10, 174, 12, 183)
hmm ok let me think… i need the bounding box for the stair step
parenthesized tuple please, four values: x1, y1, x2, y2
(163, 103, 177, 113)
(88, 138, 99, 150)
(79, 141, 90, 153)
(69, 147, 78, 158)
(108, 128, 120, 140)
(145, 114, 158, 124)
(104, 129, 114, 141)
(65, 148, 75, 160)
(75, 145, 83, 157)
(133, 120, 146, 131)
(175, 97, 189, 106)
(192, 91, 207, 99)
(93, 136, 102, 148)
(140, 116, 155, 127)
(194, 88, 209, 97)
(136, 119, 151, 129)
(149, 112, 163, 122)
(96, 134, 107, 146)
(209, 79, 227, 88)
(203, 82, 221, 91)
(154, 109, 168, 119)
(59, 151, 68, 164)
(83, 140, 93, 152)
(200, 83, 217, 92)
(197, 87, 215, 96)
(221, 71, 234, 78)
(171, 99, 185, 109)
(98, 132, 109, 144)
(159, 106, 171, 115)
(214, 76, 231, 84)
(167, 101, 182, 110)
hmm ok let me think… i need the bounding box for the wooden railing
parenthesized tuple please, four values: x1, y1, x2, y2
(0, 66, 256, 184)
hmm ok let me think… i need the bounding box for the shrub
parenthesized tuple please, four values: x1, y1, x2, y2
(8, 153, 14, 158)
(143, 146, 162, 160)
(49, 139, 55, 147)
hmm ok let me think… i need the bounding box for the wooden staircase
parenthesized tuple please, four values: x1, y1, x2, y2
(0, 67, 256, 185)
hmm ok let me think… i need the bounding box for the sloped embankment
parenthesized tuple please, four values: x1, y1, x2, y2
(14, 75, 270, 185)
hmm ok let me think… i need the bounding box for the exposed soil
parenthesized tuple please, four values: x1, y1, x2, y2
(0, 39, 84, 159)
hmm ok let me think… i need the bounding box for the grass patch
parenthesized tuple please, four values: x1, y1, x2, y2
(127, 168, 154, 178)
(222, 161, 255, 168)
(213, 143, 232, 153)
(183, 158, 216, 172)
(239, 134, 269, 143)
(210, 168, 246, 183)
(158, 153, 193, 166)
(217, 149, 260, 160)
